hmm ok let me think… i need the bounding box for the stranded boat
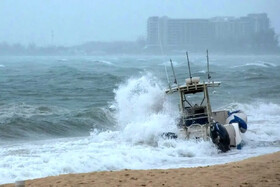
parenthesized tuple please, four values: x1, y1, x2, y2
(164, 51, 247, 152)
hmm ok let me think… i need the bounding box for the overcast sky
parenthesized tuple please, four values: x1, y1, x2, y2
(1, 0, 279, 46)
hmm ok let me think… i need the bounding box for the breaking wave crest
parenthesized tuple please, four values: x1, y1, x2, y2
(110, 73, 179, 144)
(0, 103, 115, 140)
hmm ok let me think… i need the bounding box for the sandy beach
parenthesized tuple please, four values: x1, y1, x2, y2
(2, 151, 280, 187)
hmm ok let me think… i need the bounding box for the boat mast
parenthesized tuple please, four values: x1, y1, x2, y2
(170, 59, 184, 113)
(186, 51, 192, 84)
(165, 65, 171, 91)
(206, 50, 213, 136)
(170, 59, 177, 85)
(203, 83, 212, 137)
(206, 50, 211, 82)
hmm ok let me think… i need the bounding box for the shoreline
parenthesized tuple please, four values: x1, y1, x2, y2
(2, 151, 280, 187)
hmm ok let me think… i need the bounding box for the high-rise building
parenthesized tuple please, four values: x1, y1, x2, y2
(147, 17, 213, 50)
(146, 13, 277, 52)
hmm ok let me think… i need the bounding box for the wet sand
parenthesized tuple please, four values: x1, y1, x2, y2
(2, 151, 280, 187)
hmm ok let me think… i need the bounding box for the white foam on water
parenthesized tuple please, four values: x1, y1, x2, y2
(57, 59, 68, 62)
(231, 62, 277, 68)
(198, 70, 206, 73)
(92, 60, 113, 66)
(237, 102, 280, 142)
(99, 60, 113, 65)
(257, 61, 277, 67)
(0, 74, 279, 184)
(160, 60, 179, 67)
(112, 73, 179, 144)
(0, 103, 70, 120)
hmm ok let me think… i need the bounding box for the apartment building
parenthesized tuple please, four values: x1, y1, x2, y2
(147, 14, 274, 51)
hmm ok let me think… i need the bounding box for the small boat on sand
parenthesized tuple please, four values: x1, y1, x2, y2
(164, 51, 247, 152)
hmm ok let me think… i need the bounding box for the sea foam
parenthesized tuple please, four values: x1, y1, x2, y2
(0, 74, 279, 184)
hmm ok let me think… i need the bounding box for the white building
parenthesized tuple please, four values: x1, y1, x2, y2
(147, 14, 271, 51)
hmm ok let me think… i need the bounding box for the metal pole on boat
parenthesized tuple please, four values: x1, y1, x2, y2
(165, 65, 171, 91)
(170, 59, 183, 113)
(170, 59, 178, 85)
(207, 50, 211, 82)
(186, 51, 192, 84)
(203, 82, 212, 137)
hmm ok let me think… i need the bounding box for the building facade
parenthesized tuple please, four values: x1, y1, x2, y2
(147, 14, 277, 52)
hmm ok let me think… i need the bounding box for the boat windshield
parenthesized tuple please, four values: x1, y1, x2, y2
(183, 91, 206, 108)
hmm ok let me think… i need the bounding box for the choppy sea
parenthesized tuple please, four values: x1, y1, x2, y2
(0, 55, 279, 184)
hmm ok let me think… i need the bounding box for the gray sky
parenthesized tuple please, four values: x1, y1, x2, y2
(1, 0, 279, 46)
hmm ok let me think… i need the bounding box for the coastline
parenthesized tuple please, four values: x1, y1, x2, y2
(2, 151, 280, 187)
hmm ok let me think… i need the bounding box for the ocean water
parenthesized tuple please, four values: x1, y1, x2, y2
(0, 55, 279, 184)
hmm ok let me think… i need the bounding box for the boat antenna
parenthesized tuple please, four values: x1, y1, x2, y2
(170, 59, 183, 112)
(165, 65, 171, 90)
(170, 59, 177, 84)
(207, 49, 211, 82)
(186, 51, 192, 84)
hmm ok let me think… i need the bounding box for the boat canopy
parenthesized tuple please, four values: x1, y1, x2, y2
(165, 81, 221, 95)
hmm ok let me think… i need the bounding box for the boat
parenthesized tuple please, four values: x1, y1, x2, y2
(164, 51, 247, 152)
